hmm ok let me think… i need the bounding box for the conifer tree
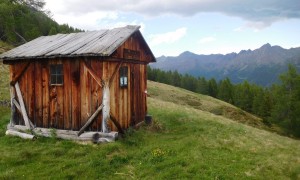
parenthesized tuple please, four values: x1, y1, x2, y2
(217, 78, 234, 103)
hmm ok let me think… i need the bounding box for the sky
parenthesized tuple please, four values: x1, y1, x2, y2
(44, 0, 300, 57)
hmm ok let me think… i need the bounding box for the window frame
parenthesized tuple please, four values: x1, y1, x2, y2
(50, 64, 64, 86)
(119, 66, 128, 88)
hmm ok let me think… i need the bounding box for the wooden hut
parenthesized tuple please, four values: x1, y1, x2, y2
(0, 25, 156, 142)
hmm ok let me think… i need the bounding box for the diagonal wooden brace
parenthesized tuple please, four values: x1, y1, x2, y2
(15, 82, 34, 130)
(83, 60, 103, 87)
(78, 103, 104, 136)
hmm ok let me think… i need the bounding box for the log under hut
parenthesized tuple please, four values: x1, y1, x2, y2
(0, 25, 156, 142)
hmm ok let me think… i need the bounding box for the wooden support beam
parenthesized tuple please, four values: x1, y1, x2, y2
(102, 82, 110, 133)
(10, 86, 17, 126)
(109, 62, 122, 87)
(7, 125, 118, 142)
(110, 113, 125, 134)
(15, 82, 34, 129)
(83, 60, 103, 87)
(12, 98, 35, 128)
(79, 131, 118, 140)
(10, 62, 30, 86)
(78, 103, 104, 136)
(12, 98, 21, 111)
(6, 129, 35, 140)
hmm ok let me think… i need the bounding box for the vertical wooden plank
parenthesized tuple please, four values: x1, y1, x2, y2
(110, 63, 117, 131)
(57, 86, 64, 129)
(27, 63, 35, 125)
(42, 61, 49, 128)
(9, 64, 17, 125)
(35, 62, 43, 127)
(127, 64, 131, 128)
(10, 65, 19, 125)
(80, 60, 88, 128)
(71, 59, 80, 130)
(63, 60, 71, 130)
(107, 62, 114, 131)
(135, 64, 142, 124)
(100, 61, 108, 130)
(112, 64, 119, 131)
(18, 62, 27, 126)
(136, 35, 142, 60)
(86, 62, 92, 130)
(134, 34, 139, 59)
(132, 64, 137, 125)
(91, 59, 103, 131)
(15, 82, 32, 129)
(90, 60, 96, 131)
(11, 63, 21, 125)
(97, 60, 103, 131)
(10, 85, 17, 125)
(49, 85, 57, 128)
(144, 65, 147, 115)
(25, 63, 30, 122)
(142, 65, 146, 121)
(122, 64, 128, 129)
(141, 65, 146, 118)
(130, 64, 135, 126)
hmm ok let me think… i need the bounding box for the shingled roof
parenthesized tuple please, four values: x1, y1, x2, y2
(0, 25, 154, 61)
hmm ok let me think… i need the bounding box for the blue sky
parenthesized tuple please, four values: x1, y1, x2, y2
(44, 0, 300, 57)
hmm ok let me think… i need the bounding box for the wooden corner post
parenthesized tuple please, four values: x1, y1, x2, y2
(9, 85, 17, 126)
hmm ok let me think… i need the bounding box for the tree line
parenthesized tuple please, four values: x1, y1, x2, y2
(147, 65, 300, 138)
(0, 0, 82, 46)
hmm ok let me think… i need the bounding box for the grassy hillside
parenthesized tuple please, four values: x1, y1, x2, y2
(0, 81, 300, 179)
(0, 41, 12, 101)
(148, 81, 280, 133)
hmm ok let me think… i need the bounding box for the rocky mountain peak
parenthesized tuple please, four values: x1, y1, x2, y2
(151, 44, 300, 86)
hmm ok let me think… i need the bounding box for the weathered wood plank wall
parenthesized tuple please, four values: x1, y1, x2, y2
(35, 62, 42, 127)
(9, 32, 149, 132)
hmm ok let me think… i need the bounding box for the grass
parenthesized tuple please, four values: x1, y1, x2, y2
(0, 63, 9, 101)
(148, 81, 278, 132)
(0, 81, 300, 179)
(0, 41, 11, 101)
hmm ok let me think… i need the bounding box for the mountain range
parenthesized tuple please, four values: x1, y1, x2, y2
(151, 43, 300, 86)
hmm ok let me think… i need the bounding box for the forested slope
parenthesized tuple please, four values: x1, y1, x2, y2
(148, 66, 300, 138)
(0, 0, 82, 46)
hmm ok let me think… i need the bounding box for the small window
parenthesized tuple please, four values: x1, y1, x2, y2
(120, 66, 128, 87)
(50, 64, 63, 85)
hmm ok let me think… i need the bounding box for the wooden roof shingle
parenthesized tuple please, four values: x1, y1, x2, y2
(0, 25, 154, 61)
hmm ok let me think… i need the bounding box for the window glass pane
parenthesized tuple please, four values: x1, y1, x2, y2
(119, 66, 128, 87)
(57, 75, 63, 84)
(50, 65, 56, 74)
(51, 75, 56, 84)
(124, 67, 128, 75)
(124, 77, 127, 85)
(120, 67, 123, 76)
(57, 64, 63, 75)
(120, 77, 124, 86)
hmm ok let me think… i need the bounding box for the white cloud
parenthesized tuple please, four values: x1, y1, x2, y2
(49, 10, 119, 30)
(198, 37, 216, 44)
(233, 21, 270, 33)
(149, 28, 187, 46)
(245, 21, 271, 32)
(234, 27, 243, 32)
(45, 0, 300, 28)
(96, 21, 146, 33)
